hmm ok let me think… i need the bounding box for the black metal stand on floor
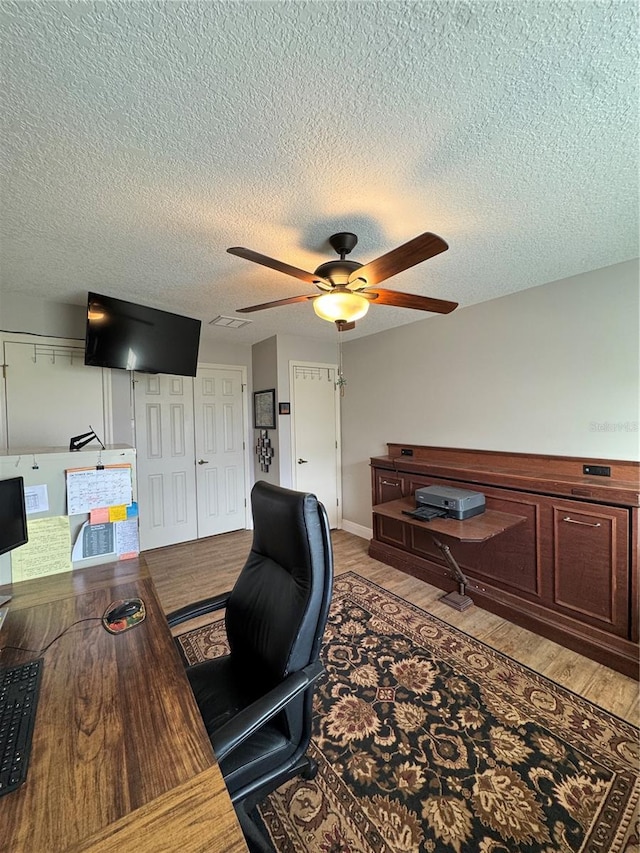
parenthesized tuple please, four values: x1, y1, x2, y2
(431, 535, 474, 611)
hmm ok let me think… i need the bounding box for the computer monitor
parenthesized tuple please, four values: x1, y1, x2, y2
(0, 476, 28, 557)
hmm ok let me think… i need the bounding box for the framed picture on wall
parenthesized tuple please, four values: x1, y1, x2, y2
(253, 389, 276, 429)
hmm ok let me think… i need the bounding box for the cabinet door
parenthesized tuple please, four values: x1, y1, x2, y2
(372, 469, 406, 547)
(549, 500, 629, 636)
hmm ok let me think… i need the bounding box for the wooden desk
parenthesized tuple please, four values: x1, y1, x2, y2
(0, 558, 248, 853)
(373, 498, 526, 610)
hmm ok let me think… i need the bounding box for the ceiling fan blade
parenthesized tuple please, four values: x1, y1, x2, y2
(228, 247, 330, 286)
(236, 293, 317, 313)
(348, 232, 448, 287)
(366, 288, 458, 314)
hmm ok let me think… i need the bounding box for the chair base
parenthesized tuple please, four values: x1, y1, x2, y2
(235, 750, 316, 810)
(236, 802, 275, 853)
(235, 752, 317, 850)
(300, 756, 318, 780)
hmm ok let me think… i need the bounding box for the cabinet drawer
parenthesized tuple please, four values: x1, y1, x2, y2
(375, 472, 405, 503)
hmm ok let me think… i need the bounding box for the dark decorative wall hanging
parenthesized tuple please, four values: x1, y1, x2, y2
(256, 430, 274, 472)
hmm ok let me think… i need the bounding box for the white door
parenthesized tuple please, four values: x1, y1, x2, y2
(194, 366, 247, 537)
(290, 362, 341, 528)
(134, 372, 198, 550)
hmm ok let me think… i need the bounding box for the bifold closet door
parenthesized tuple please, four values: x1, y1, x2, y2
(134, 372, 199, 550)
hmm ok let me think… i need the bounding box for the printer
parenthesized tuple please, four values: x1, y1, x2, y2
(415, 485, 485, 520)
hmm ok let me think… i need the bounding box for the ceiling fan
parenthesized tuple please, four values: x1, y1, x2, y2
(229, 231, 458, 331)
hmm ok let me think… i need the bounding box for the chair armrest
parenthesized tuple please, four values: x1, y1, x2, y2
(212, 659, 324, 762)
(166, 591, 231, 628)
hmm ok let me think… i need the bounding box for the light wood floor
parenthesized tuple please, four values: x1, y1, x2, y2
(144, 529, 639, 725)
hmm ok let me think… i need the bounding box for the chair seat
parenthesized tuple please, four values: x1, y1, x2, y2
(187, 655, 297, 794)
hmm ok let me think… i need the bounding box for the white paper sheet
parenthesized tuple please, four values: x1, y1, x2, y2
(66, 466, 132, 515)
(24, 484, 49, 514)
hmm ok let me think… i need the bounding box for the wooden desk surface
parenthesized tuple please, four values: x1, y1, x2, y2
(373, 498, 526, 542)
(0, 559, 247, 853)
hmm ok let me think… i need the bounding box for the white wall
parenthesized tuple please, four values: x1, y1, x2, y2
(197, 326, 252, 372)
(340, 259, 640, 528)
(1, 292, 254, 447)
(4, 261, 638, 533)
(1, 292, 85, 339)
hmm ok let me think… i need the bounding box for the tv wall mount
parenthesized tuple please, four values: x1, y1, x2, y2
(69, 426, 106, 452)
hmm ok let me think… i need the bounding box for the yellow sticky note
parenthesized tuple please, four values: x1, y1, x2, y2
(108, 505, 127, 522)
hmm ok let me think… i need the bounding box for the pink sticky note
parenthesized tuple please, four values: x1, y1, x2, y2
(90, 507, 109, 524)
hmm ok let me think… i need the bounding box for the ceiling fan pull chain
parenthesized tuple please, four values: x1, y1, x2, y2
(336, 333, 347, 396)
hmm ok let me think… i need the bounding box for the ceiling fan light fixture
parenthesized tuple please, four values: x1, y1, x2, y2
(313, 291, 369, 324)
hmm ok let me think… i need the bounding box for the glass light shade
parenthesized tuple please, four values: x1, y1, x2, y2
(313, 291, 369, 323)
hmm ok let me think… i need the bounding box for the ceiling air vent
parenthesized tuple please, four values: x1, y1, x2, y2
(209, 315, 252, 329)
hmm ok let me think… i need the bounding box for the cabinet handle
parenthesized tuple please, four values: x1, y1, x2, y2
(381, 480, 400, 487)
(562, 516, 601, 528)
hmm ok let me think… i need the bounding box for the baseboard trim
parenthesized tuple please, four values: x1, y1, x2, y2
(340, 519, 372, 540)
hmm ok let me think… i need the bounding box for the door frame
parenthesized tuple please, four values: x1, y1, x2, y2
(195, 362, 252, 533)
(289, 360, 342, 529)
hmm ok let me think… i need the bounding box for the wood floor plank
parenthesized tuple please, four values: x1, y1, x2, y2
(143, 529, 638, 725)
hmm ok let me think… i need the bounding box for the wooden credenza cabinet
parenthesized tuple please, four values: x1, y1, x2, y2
(369, 444, 639, 678)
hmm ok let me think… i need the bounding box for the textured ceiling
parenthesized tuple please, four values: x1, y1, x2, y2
(0, 1, 638, 345)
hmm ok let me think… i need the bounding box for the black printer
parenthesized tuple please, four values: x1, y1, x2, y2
(415, 485, 485, 520)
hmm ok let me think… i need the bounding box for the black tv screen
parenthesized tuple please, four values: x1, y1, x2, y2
(85, 292, 202, 377)
(0, 476, 28, 558)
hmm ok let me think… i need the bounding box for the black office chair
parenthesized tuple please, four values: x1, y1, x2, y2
(167, 480, 334, 852)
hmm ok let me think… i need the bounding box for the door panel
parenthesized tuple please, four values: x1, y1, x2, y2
(291, 363, 340, 528)
(134, 373, 198, 550)
(194, 367, 246, 537)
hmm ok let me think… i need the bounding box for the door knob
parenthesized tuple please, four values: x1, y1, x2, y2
(197, 459, 209, 465)
(297, 458, 308, 464)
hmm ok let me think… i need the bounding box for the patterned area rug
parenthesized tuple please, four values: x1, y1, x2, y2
(176, 572, 639, 853)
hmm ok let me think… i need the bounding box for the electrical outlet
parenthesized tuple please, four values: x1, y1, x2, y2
(400, 448, 414, 456)
(583, 464, 611, 477)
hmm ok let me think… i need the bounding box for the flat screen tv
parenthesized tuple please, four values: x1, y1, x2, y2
(84, 292, 202, 377)
(0, 476, 28, 557)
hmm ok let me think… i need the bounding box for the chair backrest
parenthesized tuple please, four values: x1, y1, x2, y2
(226, 481, 333, 698)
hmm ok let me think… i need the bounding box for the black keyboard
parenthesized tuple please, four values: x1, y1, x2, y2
(0, 658, 43, 796)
